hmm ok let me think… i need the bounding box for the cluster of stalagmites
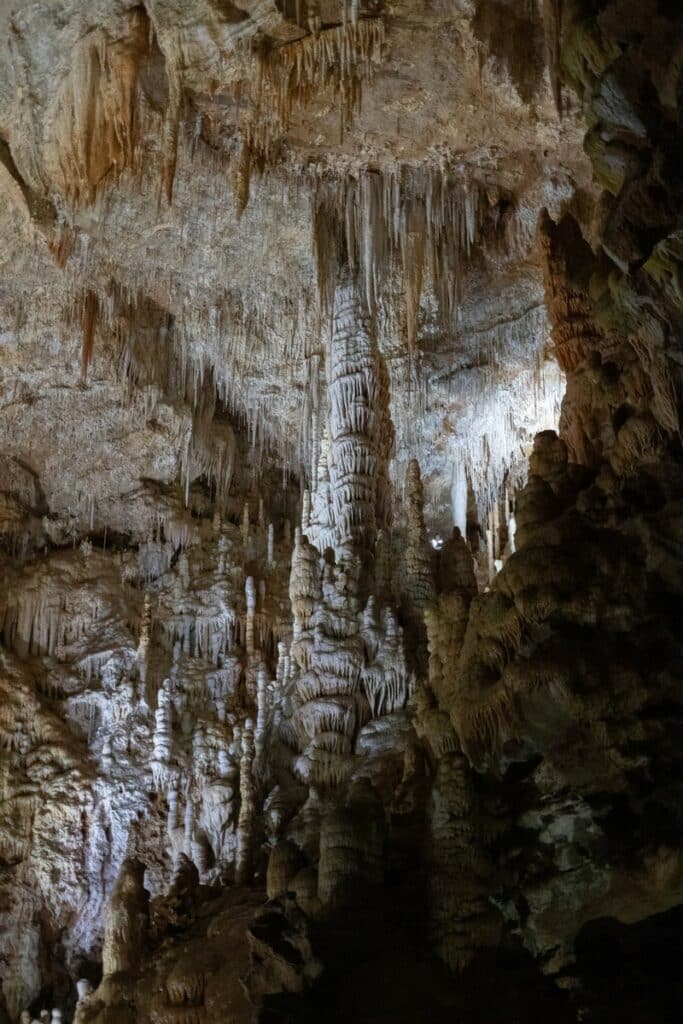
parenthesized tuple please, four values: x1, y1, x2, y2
(44, 275, 514, 1021)
(251, 278, 509, 997)
(285, 527, 413, 788)
(15, 1008, 67, 1024)
(449, 207, 683, 774)
(0, 492, 298, 1017)
(72, 851, 261, 1024)
(263, 280, 416, 936)
(5, 224, 683, 1019)
(0, 269, 496, 1022)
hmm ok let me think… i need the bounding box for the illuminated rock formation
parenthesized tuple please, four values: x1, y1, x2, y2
(101, 858, 149, 977)
(1, 2, 682, 1021)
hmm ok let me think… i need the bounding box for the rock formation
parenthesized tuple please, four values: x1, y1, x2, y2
(1, 1, 682, 1022)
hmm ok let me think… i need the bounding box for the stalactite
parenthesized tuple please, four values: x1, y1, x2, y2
(160, 49, 182, 206)
(389, 300, 562, 529)
(256, 17, 385, 150)
(307, 0, 321, 35)
(313, 165, 494, 330)
(45, 8, 151, 204)
(81, 290, 98, 383)
(231, 134, 252, 217)
(492, 500, 501, 560)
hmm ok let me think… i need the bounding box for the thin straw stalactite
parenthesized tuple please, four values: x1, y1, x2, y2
(81, 290, 99, 383)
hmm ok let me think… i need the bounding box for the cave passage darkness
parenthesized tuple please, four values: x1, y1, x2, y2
(0, 1, 682, 1022)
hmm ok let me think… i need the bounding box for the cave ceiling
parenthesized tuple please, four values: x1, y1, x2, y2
(0, 0, 592, 536)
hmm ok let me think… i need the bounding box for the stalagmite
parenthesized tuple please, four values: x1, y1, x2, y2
(317, 780, 384, 908)
(235, 720, 255, 884)
(289, 529, 321, 636)
(254, 666, 268, 769)
(76, 980, 92, 1002)
(167, 786, 179, 834)
(245, 576, 256, 655)
(508, 513, 516, 554)
(191, 831, 208, 877)
(267, 840, 304, 900)
(151, 681, 173, 781)
(425, 527, 477, 710)
(101, 735, 113, 771)
(310, 409, 321, 491)
(101, 858, 149, 976)
(181, 796, 194, 859)
(325, 272, 394, 562)
(242, 503, 250, 547)
(136, 592, 151, 683)
(426, 752, 499, 971)
(178, 553, 190, 589)
(302, 489, 311, 531)
(451, 461, 468, 539)
(398, 459, 436, 639)
(492, 501, 501, 560)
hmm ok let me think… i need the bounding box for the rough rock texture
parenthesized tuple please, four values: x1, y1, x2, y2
(1, 1, 683, 1022)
